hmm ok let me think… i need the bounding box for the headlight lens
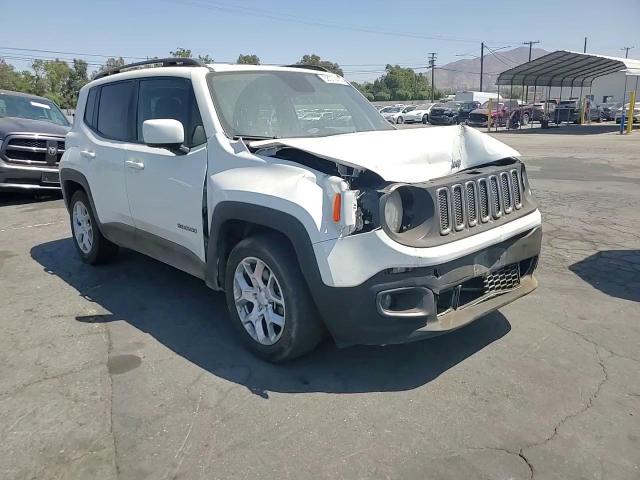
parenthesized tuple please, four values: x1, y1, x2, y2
(384, 190, 403, 233)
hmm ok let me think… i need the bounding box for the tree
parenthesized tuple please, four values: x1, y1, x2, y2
(92, 57, 125, 79)
(296, 54, 343, 76)
(63, 60, 89, 109)
(170, 47, 192, 58)
(198, 54, 214, 64)
(351, 65, 434, 102)
(237, 54, 260, 65)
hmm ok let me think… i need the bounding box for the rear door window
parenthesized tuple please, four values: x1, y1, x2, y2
(96, 81, 135, 141)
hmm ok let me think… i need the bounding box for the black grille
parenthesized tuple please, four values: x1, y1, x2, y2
(490, 176, 501, 217)
(511, 170, 522, 207)
(500, 172, 512, 213)
(8, 138, 65, 150)
(466, 182, 477, 225)
(452, 185, 464, 230)
(469, 113, 487, 122)
(478, 180, 489, 221)
(438, 188, 450, 233)
(435, 167, 525, 236)
(2, 135, 65, 165)
(484, 263, 520, 293)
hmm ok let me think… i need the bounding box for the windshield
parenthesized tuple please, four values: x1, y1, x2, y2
(385, 107, 403, 113)
(207, 71, 392, 139)
(402, 106, 416, 113)
(444, 102, 461, 109)
(0, 93, 69, 126)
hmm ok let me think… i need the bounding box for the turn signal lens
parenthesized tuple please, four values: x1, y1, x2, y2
(333, 193, 342, 222)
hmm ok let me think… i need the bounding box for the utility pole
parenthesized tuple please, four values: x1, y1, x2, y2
(583, 37, 587, 53)
(428, 53, 437, 102)
(522, 41, 540, 102)
(479, 42, 484, 91)
(621, 46, 634, 58)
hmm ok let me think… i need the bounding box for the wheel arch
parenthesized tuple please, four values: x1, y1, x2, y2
(59, 168, 100, 223)
(206, 202, 323, 295)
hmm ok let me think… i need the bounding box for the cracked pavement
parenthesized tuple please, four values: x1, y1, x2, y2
(1, 125, 639, 479)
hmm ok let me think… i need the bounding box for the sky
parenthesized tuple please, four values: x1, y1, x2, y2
(1, 0, 639, 81)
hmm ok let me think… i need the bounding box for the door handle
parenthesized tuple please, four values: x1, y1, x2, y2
(80, 150, 95, 159)
(125, 160, 145, 170)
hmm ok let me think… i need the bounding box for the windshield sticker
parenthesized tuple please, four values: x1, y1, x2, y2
(30, 101, 51, 109)
(317, 73, 349, 85)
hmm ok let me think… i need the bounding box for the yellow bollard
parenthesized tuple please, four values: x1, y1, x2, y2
(487, 99, 492, 132)
(627, 91, 636, 134)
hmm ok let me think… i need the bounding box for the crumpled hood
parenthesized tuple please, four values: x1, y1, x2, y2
(0, 116, 70, 139)
(251, 125, 520, 183)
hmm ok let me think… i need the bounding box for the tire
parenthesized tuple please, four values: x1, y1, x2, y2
(224, 233, 325, 362)
(422, 114, 429, 124)
(396, 116, 404, 124)
(69, 190, 119, 264)
(521, 113, 530, 126)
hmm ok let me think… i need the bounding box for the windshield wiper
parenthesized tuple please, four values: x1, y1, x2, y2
(233, 134, 279, 141)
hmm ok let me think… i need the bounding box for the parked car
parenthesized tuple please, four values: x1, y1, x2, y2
(466, 100, 519, 127)
(600, 102, 621, 121)
(381, 105, 416, 124)
(401, 104, 433, 124)
(428, 101, 463, 125)
(60, 59, 541, 362)
(0, 89, 71, 191)
(614, 103, 640, 123)
(551, 100, 602, 123)
(457, 101, 481, 123)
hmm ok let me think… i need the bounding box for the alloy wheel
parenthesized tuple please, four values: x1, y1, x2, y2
(233, 256, 286, 345)
(73, 201, 93, 254)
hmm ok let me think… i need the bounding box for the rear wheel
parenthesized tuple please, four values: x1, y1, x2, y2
(422, 114, 429, 124)
(396, 116, 404, 124)
(224, 233, 325, 362)
(69, 190, 118, 264)
(521, 112, 530, 126)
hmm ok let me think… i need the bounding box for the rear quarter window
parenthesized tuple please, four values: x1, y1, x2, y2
(84, 87, 97, 128)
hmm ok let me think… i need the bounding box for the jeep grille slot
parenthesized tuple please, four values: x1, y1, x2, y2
(437, 188, 451, 234)
(452, 184, 464, 231)
(435, 166, 526, 237)
(484, 263, 520, 293)
(500, 172, 513, 214)
(511, 169, 522, 208)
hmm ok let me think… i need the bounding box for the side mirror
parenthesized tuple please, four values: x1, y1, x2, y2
(142, 119, 184, 147)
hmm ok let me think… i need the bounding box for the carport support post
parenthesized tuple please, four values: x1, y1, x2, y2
(620, 76, 628, 134)
(531, 84, 536, 128)
(627, 90, 636, 134)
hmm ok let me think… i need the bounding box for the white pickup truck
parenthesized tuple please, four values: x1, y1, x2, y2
(60, 58, 542, 362)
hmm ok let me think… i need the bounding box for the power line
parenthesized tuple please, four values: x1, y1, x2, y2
(621, 46, 635, 58)
(0, 46, 145, 60)
(155, 0, 521, 44)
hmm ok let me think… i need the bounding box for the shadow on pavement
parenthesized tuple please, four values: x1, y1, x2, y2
(570, 250, 640, 303)
(31, 238, 511, 396)
(0, 191, 63, 207)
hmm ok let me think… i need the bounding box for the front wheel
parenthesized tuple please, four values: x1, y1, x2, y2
(224, 233, 325, 362)
(422, 114, 429, 124)
(521, 113, 530, 126)
(396, 116, 404, 124)
(69, 190, 118, 264)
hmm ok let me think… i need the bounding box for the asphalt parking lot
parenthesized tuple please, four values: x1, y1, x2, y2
(1, 124, 639, 480)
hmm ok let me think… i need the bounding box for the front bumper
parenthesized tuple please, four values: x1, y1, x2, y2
(0, 158, 60, 191)
(429, 116, 457, 125)
(312, 226, 541, 347)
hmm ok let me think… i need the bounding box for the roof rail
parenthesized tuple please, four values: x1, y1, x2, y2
(94, 57, 204, 80)
(284, 64, 332, 73)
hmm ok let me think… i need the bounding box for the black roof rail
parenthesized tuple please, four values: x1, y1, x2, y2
(94, 57, 205, 80)
(284, 64, 332, 73)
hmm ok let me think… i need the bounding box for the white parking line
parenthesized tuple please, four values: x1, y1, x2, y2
(0, 221, 65, 233)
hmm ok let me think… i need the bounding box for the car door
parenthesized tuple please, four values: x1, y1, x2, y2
(81, 81, 136, 227)
(124, 77, 208, 262)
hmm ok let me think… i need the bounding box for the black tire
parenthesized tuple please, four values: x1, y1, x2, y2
(69, 190, 118, 264)
(521, 113, 530, 126)
(224, 233, 325, 362)
(396, 116, 404, 124)
(422, 114, 429, 124)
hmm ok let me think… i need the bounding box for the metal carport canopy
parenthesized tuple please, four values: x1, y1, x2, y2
(497, 50, 640, 87)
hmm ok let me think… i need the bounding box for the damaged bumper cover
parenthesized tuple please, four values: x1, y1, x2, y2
(309, 225, 541, 347)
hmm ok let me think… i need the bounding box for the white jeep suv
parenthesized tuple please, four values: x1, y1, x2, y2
(60, 58, 542, 362)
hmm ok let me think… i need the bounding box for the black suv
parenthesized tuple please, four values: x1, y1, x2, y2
(0, 90, 71, 191)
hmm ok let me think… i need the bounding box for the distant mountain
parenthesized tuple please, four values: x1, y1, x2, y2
(434, 46, 549, 92)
